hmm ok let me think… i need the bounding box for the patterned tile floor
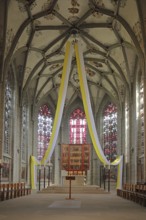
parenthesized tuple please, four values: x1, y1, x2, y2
(0, 192, 146, 220)
(48, 200, 81, 208)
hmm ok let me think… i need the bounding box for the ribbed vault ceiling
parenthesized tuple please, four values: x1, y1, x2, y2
(5, 0, 143, 111)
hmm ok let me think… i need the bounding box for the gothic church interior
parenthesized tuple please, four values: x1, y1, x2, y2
(0, 0, 146, 191)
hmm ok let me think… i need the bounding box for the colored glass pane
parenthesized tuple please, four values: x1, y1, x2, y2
(103, 103, 117, 162)
(70, 108, 87, 144)
(4, 76, 12, 154)
(37, 104, 53, 161)
(21, 105, 27, 161)
(140, 79, 144, 155)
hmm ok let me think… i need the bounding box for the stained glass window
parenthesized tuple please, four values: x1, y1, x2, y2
(139, 79, 144, 155)
(69, 108, 87, 144)
(103, 103, 117, 162)
(4, 75, 13, 154)
(137, 77, 144, 182)
(21, 105, 27, 161)
(37, 104, 53, 161)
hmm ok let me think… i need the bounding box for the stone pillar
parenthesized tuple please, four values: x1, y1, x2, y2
(86, 150, 92, 185)
(124, 98, 130, 183)
(54, 123, 63, 185)
(27, 104, 34, 186)
(54, 142, 61, 185)
(129, 99, 133, 183)
(92, 153, 98, 185)
(130, 81, 137, 183)
(86, 128, 91, 185)
(12, 86, 21, 182)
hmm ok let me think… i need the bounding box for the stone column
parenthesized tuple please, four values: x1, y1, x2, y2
(130, 81, 137, 183)
(129, 99, 133, 183)
(54, 122, 63, 185)
(27, 104, 34, 186)
(54, 142, 61, 185)
(12, 85, 21, 182)
(125, 96, 131, 184)
(92, 153, 98, 185)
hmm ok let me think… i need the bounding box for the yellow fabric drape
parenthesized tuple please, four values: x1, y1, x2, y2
(75, 42, 123, 189)
(30, 156, 40, 189)
(111, 155, 123, 189)
(41, 42, 73, 165)
(74, 43, 109, 165)
(30, 42, 73, 189)
(30, 41, 123, 190)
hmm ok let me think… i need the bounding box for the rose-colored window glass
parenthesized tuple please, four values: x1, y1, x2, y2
(70, 108, 87, 144)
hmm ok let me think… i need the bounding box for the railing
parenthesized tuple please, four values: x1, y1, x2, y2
(117, 183, 146, 207)
(0, 183, 31, 202)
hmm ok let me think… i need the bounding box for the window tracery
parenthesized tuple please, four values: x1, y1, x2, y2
(139, 79, 144, 156)
(103, 103, 117, 162)
(137, 76, 144, 183)
(4, 75, 13, 155)
(69, 108, 87, 144)
(37, 104, 53, 161)
(21, 105, 27, 161)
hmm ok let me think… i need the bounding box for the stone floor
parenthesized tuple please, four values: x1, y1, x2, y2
(0, 191, 146, 220)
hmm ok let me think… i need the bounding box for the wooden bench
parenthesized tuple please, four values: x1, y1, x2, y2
(0, 183, 31, 202)
(117, 183, 146, 207)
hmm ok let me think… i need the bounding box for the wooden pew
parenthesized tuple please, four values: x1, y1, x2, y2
(117, 183, 146, 207)
(0, 182, 31, 202)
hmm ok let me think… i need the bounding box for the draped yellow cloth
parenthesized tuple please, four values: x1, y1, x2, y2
(30, 156, 40, 189)
(41, 42, 73, 165)
(75, 42, 123, 189)
(75, 43, 109, 166)
(30, 41, 123, 190)
(30, 42, 73, 189)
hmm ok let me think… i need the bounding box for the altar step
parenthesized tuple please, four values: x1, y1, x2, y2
(40, 185, 109, 194)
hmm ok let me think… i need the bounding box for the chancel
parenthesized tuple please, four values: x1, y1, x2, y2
(0, 0, 146, 218)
